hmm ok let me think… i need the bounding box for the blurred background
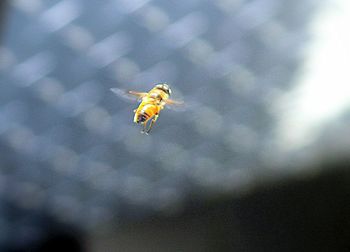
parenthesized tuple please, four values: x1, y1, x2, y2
(1, 0, 350, 251)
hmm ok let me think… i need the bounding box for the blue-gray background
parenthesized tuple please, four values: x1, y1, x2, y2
(3, 0, 348, 249)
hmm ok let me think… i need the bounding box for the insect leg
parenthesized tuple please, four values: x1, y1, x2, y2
(141, 122, 147, 134)
(145, 115, 159, 134)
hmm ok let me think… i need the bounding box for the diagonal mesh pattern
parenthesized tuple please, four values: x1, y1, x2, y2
(0, 0, 322, 238)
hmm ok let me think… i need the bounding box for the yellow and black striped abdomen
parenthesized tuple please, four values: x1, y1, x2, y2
(134, 102, 160, 124)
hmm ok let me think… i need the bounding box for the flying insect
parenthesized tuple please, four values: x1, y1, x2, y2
(111, 83, 183, 134)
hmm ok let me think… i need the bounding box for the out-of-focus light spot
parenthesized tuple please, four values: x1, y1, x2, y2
(0, 174, 6, 195)
(123, 133, 153, 155)
(221, 168, 253, 194)
(5, 126, 36, 154)
(51, 146, 79, 175)
(236, 0, 280, 31)
(81, 160, 112, 183)
(35, 77, 65, 104)
(57, 81, 102, 117)
(226, 64, 256, 96)
(193, 106, 223, 136)
(12, 182, 44, 210)
(225, 123, 258, 153)
(184, 38, 214, 65)
(0, 101, 28, 134)
(109, 116, 133, 142)
(162, 12, 208, 49)
(82, 106, 112, 135)
(111, 57, 140, 84)
(83, 206, 113, 228)
(191, 156, 223, 188)
(120, 175, 152, 204)
(49, 194, 81, 223)
(136, 5, 170, 32)
(117, 0, 152, 14)
(206, 44, 245, 78)
(156, 142, 188, 171)
(214, 0, 243, 14)
(132, 61, 177, 85)
(0, 47, 16, 70)
(62, 25, 95, 51)
(40, 0, 81, 32)
(258, 21, 288, 49)
(34, 136, 56, 162)
(88, 33, 132, 68)
(276, 0, 350, 150)
(153, 187, 183, 213)
(11, 0, 43, 14)
(12, 52, 55, 86)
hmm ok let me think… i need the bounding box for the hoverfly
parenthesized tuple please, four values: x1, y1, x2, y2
(111, 83, 183, 134)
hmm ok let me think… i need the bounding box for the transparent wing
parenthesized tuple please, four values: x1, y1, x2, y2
(165, 99, 184, 106)
(164, 99, 187, 111)
(110, 88, 147, 102)
(166, 99, 202, 112)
